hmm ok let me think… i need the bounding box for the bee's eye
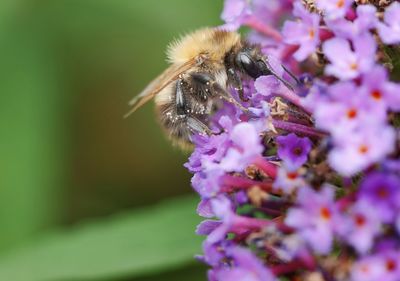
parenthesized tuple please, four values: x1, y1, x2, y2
(235, 51, 261, 79)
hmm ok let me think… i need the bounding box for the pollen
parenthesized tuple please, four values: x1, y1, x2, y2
(320, 207, 332, 220)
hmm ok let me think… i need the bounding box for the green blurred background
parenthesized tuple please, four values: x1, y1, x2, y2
(0, 1, 223, 280)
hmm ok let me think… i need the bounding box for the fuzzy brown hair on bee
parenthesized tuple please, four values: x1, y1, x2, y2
(125, 27, 296, 150)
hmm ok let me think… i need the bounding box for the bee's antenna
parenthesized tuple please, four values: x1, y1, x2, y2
(260, 57, 297, 92)
(281, 64, 300, 85)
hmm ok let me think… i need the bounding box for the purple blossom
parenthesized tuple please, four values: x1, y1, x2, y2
(219, 122, 264, 172)
(359, 172, 400, 223)
(282, 2, 320, 61)
(185, 132, 230, 173)
(377, 2, 400, 44)
(323, 34, 376, 80)
(285, 185, 341, 254)
(326, 4, 377, 39)
(273, 166, 306, 194)
(396, 215, 400, 235)
(200, 195, 272, 244)
(220, 0, 291, 36)
(197, 198, 214, 218)
(328, 125, 395, 176)
(220, 0, 250, 30)
(199, 241, 225, 267)
(351, 250, 400, 281)
(276, 133, 312, 169)
(361, 65, 400, 112)
(254, 75, 303, 109)
(314, 0, 353, 19)
(191, 168, 225, 198)
(214, 246, 277, 281)
(184, 1, 400, 279)
(314, 81, 386, 135)
(342, 199, 382, 254)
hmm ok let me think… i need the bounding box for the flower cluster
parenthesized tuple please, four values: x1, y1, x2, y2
(186, 1, 400, 280)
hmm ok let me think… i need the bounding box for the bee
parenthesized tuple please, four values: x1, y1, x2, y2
(126, 27, 296, 149)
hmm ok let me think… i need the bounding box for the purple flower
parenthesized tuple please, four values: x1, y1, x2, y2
(197, 220, 223, 236)
(273, 166, 306, 194)
(359, 172, 400, 223)
(396, 215, 400, 235)
(326, 4, 377, 40)
(219, 122, 264, 172)
(255, 74, 303, 108)
(361, 65, 400, 112)
(282, 2, 320, 61)
(197, 198, 214, 218)
(351, 250, 400, 281)
(315, 0, 353, 19)
(220, 0, 251, 30)
(200, 195, 271, 244)
(342, 199, 382, 254)
(323, 35, 376, 80)
(199, 241, 226, 267)
(377, 2, 400, 45)
(328, 125, 395, 176)
(314, 81, 386, 135)
(285, 185, 341, 254)
(254, 75, 282, 97)
(214, 246, 277, 281)
(276, 133, 312, 169)
(185, 133, 230, 173)
(184, 1, 400, 279)
(200, 195, 236, 244)
(191, 168, 225, 198)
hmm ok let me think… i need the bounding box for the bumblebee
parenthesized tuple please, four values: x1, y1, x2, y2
(126, 28, 295, 149)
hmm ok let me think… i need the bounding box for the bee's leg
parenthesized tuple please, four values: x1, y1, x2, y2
(187, 116, 212, 136)
(227, 68, 247, 102)
(175, 78, 212, 136)
(176, 79, 189, 116)
(190, 72, 249, 113)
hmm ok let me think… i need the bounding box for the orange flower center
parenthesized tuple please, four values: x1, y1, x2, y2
(337, 0, 345, 8)
(386, 259, 397, 272)
(320, 207, 331, 220)
(358, 145, 369, 154)
(371, 90, 382, 100)
(309, 29, 315, 39)
(360, 264, 369, 273)
(293, 147, 303, 156)
(354, 214, 366, 227)
(347, 108, 357, 119)
(377, 186, 389, 199)
(287, 172, 298, 180)
(350, 63, 358, 70)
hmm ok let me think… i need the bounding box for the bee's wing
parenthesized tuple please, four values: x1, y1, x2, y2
(124, 59, 197, 118)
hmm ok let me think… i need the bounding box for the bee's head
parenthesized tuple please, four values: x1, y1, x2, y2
(234, 46, 268, 79)
(234, 46, 296, 90)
